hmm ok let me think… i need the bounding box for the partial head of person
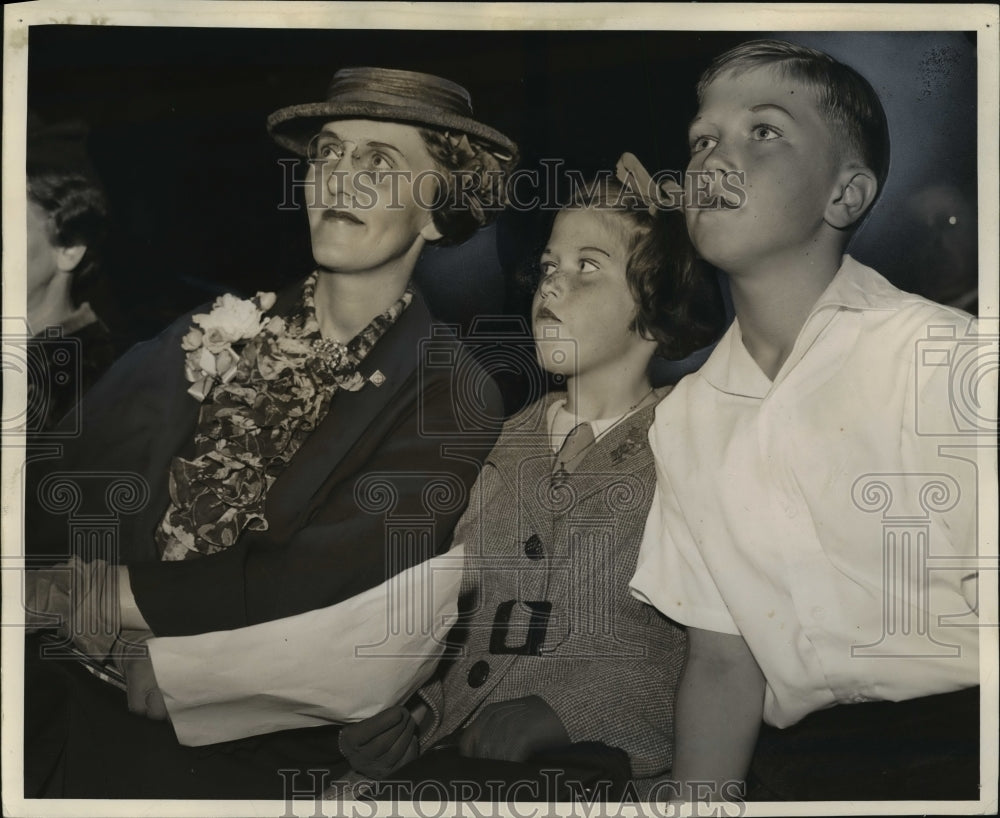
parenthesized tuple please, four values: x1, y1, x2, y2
(26, 171, 109, 321)
(686, 39, 889, 276)
(532, 163, 725, 385)
(267, 67, 518, 279)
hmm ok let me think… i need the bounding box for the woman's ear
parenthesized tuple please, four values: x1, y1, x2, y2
(826, 167, 878, 230)
(54, 244, 87, 274)
(419, 218, 443, 243)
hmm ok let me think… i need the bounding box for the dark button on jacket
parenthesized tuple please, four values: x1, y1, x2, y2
(523, 534, 544, 560)
(467, 660, 490, 688)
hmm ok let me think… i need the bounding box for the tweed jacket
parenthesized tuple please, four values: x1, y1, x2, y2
(416, 392, 687, 778)
(25, 277, 502, 637)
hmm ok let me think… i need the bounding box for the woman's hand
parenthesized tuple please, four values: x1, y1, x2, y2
(339, 706, 420, 778)
(114, 630, 169, 721)
(23, 564, 72, 633)
(23, 557, 119, 658)
(458, 695, 570, 762)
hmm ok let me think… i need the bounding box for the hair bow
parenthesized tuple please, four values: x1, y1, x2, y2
(615, 152, 684, 214)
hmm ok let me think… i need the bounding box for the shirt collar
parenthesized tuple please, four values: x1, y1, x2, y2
(700, 255, 903, 398)
(547, 398, 575, 451)
(810, 254, 905, 313)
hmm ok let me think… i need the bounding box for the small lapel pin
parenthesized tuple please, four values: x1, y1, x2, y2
(611, 426, 645, 464)
(369, 370, 386, 387)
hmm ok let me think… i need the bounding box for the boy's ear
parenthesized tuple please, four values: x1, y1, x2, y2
(55, 244, 87, 274)
(826, 167, 878, 230)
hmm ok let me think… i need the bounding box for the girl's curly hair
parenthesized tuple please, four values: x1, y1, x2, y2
(562, 176, 727, 360)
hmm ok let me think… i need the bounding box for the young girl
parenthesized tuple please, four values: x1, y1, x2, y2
(339, 159, 726, 795)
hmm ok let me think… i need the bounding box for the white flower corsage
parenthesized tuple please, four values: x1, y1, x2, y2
(182, 291, 277, 401)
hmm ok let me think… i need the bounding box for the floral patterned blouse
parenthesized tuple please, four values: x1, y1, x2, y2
(155, 272, 412, 561)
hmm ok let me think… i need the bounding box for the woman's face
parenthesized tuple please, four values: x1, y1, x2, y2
(532, 208, 652, 380)
(304, 119, 444, 277)
(26, 200, 59, 294)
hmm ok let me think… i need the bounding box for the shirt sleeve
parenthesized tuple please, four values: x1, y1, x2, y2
(148, 547, 465, 746)
(629, 458, 740, 636)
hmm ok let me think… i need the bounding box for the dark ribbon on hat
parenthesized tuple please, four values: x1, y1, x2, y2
(326, 67, 474, 117)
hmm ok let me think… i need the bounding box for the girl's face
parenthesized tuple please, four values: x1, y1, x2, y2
(532, 208, 652, 380)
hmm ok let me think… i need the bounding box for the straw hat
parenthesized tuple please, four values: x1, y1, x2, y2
(267, 66, 517, 160)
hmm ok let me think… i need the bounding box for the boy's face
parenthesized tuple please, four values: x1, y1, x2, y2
(685, 66, 845, 275)
(532, 208, 653, 381)
(304, 119, 442, 276)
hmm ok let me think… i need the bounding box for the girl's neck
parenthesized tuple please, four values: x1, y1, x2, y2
(312, 267, 412, 342)
(564, 366, 653, 422)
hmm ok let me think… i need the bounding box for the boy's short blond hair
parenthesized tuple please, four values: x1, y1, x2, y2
(697, 39, 890, 208)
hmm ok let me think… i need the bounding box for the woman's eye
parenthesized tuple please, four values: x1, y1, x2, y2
(690, 135, 717, 154)
(539, 260, 557, 276)
(367, 152, 393, 170)
(310, 141, 342, 162)
(579, 259, 600, 274)
(752, 125, 780, 141)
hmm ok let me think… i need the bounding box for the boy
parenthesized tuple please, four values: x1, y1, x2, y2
(630, 40, 988, 801)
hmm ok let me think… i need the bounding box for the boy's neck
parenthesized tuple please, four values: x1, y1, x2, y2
(313, 266, 412, 342)
(728, 248, 844, 381)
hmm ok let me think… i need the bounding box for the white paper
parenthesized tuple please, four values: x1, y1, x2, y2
(148, 546, 465, 746)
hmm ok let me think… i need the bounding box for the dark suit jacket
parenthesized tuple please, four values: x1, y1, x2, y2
(26, 279, 502, 637)
(417, 394, 687, 778)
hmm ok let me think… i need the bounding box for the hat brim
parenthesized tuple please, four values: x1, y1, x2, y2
(267, 101, 518, 160)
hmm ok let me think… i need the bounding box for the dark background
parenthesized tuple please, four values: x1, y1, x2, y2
(24, 26, 979, 355)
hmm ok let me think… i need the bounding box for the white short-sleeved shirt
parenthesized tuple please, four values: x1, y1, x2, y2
(630, 256, 990, 728)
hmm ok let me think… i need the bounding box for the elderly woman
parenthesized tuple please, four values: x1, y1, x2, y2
(24, 66, 517, 799)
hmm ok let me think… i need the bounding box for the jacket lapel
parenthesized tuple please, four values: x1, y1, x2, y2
(488, 394, 561, 543)
(487, 395, 658, 536)
(263, 289, 440, 540)
(553, 403, 657, 510)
